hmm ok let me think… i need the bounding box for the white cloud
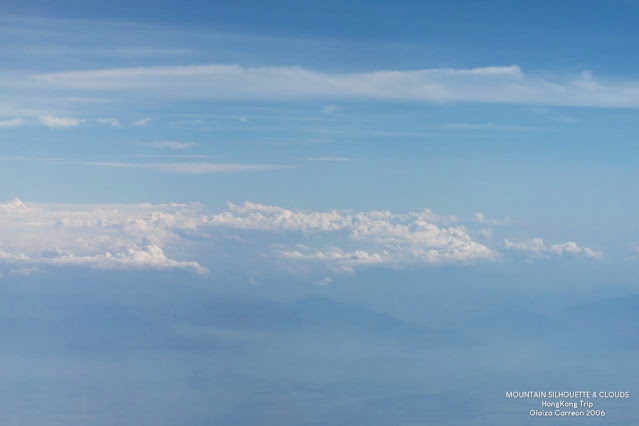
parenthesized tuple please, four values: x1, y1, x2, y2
(0, 118, 25, 128)
(444, 122, 541, 132)
(281, 247, 386, 273)
(473, 212, 512, 225)
(0, 198, 27, 210)
(300, 157, 352, 162)
(133, 118, 151, 127)
(39, 115, 82, 128)
(313, 276, 333, 286)
(85, 162, 294, 174)
(0, 198, 606, 279)
(31, 64, 639, 108)
(148, 141, 195, 150)
(503, 238, 602, 260)
(206, 202, 494, 271)
(107, 47, 194, 56)
(45, 244, 206, 273)
(136, 154, 208, 159)
(96, 117, 121, 127)
(0, 198, 206, 274)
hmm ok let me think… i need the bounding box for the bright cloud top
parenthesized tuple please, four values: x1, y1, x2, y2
(0, 199, 602, 278)
(31, 64, 639, 107)
(0, 198, 206, 275)
(207, 202, 491, 272)
(504, 238, 603, 260)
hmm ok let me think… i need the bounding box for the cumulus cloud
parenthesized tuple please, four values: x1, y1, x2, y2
(0, 198, 604, 279)
(206, 202, 493, 272)
(503, 238, 602, 260)
(39, 115, 82, 128)
(45, 245, 206, 273)
(281, 247, 387, 273)
(0, 198, 206, 274)
(31, 64, 639, 108)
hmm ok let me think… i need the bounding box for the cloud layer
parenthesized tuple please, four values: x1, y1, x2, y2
(0, 199, 602, 278)
(85, 162, 294, 174)
(0, 198, 206, 274)
(30, 64, 639, 107)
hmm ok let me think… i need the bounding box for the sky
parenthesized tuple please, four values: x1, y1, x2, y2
(2, 1, 639, 425)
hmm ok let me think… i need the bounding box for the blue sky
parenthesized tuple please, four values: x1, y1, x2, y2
(2, 1, 639, 425)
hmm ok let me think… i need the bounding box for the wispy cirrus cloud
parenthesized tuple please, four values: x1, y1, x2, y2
(472, 212, 513, 226)
(444, 122, 542, 132)
(148, 141, 195, 150)
(135, 154, 208, 159)
(297, 157, 352, 162)
(96, 117, 121, 127)
(107, 47, 195, 56)
(30, 64, 639, 108)
(133, 117, 151, 127)
(0, 156, 283, 174)
(85, 161, 295, 174)
(39, 115, 82, 128)
(0, 118, 26, 128)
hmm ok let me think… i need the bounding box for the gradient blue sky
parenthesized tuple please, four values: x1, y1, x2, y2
(2, 1, 639, 425)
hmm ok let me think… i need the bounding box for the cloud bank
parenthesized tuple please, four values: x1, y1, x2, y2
(0, 198, 206, 274)
(206, 202, 492, 272)
(0, 199, 602, 278)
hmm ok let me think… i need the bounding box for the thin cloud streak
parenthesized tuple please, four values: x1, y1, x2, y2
(0, 118, 26, 128)
(148, 141, 195, 150)
(295, 157, 352, 162)
(135, 154, 209, 159)
(39, 115, 82, 128)
(444, 122, 543, 132)
(85, 161, 297, 174)
(31, 64, 639, 107)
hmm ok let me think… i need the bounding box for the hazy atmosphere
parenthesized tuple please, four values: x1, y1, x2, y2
(1, 1, 639, 424)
